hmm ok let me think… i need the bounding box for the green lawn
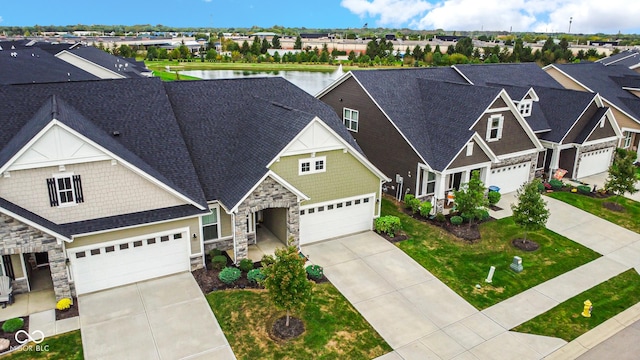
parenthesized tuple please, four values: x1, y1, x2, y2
(546, 192, 640, 234)
(513, 269, 640, 341)
(145, 60, 352, 73)
(151, 70, 200, 81)
(206, 283, 391, 360)
(383, 198, 601, 310)
(0, 330, 82, 359)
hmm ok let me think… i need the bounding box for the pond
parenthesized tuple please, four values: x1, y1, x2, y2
(180, 66, 345, 95)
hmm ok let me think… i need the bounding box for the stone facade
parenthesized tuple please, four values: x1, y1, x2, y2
(575, 140, 617, 177)
(190, 255, 203, 271)
(233, 176, 300, 261)
(0, 213, 71, 301)
(203, 237, 234, 254)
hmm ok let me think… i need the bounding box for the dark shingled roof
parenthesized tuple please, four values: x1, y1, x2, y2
(533, 87, 599, 143)
(62, 47, 146, 78)
(0, 47, 98, 84)
(598, 50, 640, 68)
(0, 78, 207, 210)
(351, 69, 501, 171)
(554, 62, 640, 120)
(453, 63, 564, 89)
(164, 77, 363, 209)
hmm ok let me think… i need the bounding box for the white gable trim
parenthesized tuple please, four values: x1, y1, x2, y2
(470, 90, 544, 152)
(268, 117, 390, 182)
(55, 50, 127, 79)
(442, 133, 499, 171)
(315, 71, 353, 98)
(543, 65, 595, 93)
(229, 171, 310, 213)
(450, 65, 475, 85)
(581, 108, 623, 145)
(0, 206, 70, 242)
(524, 88, 539, 102)
(0, 119, 206, 210)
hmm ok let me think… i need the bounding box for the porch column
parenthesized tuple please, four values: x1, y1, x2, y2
(48, 247, 71, 301)
(233, 210, 249, 262)
(286, 204, 300, 248)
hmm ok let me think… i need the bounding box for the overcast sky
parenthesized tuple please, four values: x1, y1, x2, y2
(1, 0, 638, 34)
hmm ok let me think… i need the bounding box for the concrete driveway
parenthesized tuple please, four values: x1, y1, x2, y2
(78, 272, 235, 360)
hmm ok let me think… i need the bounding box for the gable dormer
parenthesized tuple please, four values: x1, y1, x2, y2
(515, 88, 539, 118)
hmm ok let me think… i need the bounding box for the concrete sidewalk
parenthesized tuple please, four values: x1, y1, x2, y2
(304, 232, 567, 359)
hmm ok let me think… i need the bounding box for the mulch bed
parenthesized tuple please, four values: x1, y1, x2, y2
(511, 238, 540, 252)
(270, 316, 305, 341)
(0, 317, 29, 354)
(378, 231, 409, 243)
(55, 297, 79, 321)
(603, 201, 625, 212)
(399, 207, 483, 242)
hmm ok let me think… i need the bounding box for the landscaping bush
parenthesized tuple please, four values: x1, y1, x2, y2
(435, 212, 446, 223)
(403, 194, 415, 209)
(577, 185, 591, 194)
(460, 212, 473, 223)
(408, 197, 421, 214)
(2, 317, 24, 333)
(261, 254, 275, 267)
(247, 268, 265, 284)
(218, 267, 242, 285)
(238, 258, 254, 273)
(549, 179, 563, 190)
(211, 255, 227, 271)
(305, 264, 324, 280)
(478, 209, 490, 221)
(208, 248, 223, 258)
(419, 201, 432, 217)
(487, 191, 501, 206)
(56, 298, 72, 311)
(374, 215, 402, 237)
(450, 216, 463, 225)
(537, 182, 546, 192)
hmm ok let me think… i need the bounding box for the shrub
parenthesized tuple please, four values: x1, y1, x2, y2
(419, 201, 432, 217)
(238, 258, 254, 273)
(403, 194, 415, 209)
(478, 209, 490, 221)
(549, 179, 563, 190)
(218, 267, 241, 285)
(408, 197, 421, 214)
(460, 212, 473, 223)
(305, 264, 324, 280)
(211, 255, 227, 271)
(375, 215, 402, 237)
(260, 254, 275, 267)
(435, 212, 446, 223)
(577, 185, 591, 194)
(247, 268, 265, 284)
(56, 298, 72, 311)
(2, 318, 24, 333)
(537, 182, 546, 192)
(450, 216, 463, 225)
(208, 248, 222, 258)
(487, 191, 501, 205)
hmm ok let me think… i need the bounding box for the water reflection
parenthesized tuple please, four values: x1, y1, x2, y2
(181, 67, 344, 95)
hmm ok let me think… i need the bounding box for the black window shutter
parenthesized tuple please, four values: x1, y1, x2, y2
(46, 178, 58, 207)
(73, 175, 84, 203)
(2, 255, 14, 279)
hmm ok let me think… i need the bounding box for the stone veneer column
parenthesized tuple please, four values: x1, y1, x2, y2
(48, 247, 71, 300)
(286, 205, 300, 247)
(234, 211, 249, 261)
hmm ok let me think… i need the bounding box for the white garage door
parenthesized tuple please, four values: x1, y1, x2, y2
(68, 229, 189, 295)
(489, 162, 531, 194)
(577, 148, 613, 179)
(300, 195, 375, 245)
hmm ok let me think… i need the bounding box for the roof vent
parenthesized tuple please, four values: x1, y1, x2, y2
(112, 131, 121, 137)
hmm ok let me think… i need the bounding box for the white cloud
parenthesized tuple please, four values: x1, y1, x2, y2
(340, 0, 432, 27)
(342, 0, 640, 33)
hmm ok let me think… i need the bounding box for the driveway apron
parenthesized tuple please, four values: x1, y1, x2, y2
(78, 272, 235, 360)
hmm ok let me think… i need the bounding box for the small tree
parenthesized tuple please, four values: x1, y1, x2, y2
(511, 179, 550, 242)
(453, 170, 488, 227)
(261, 246, 313, 327)
(605, 147, 638, 202)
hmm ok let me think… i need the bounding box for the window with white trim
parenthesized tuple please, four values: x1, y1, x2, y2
(46, 173, 84, 207)
(486, 114, 504, 142)
(466, 142, 474, 156)
(624, 131, 633, 148)
(202, 208, 219, 241)
(299, 156, 327, 175)
(343, 108, 359, 132)
(423, 171, 436, 195)
(518, 100, 532, 117)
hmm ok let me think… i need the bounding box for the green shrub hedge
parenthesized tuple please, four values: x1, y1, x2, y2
(403, 194, 415, 209)
(375, 215, 402, 237)
(419, 201, 433, 217)
(549, 179, 563, 190)
(450, 216, 463, 225)
(2, 317, 24, 333)
(218, 267, 241, 285)
(247, 268, 265, 284)
(487, 191, 501, 205)
(305, 264, 324, 280)
(211, 255, 227, 271)
(238, 258, 254, 273)
(577, 185, 591, 194)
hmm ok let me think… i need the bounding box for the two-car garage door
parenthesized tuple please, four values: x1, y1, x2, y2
(68, 229, 190, 295)
(299, 194, 375, 245)
(489, 162, 531, 194)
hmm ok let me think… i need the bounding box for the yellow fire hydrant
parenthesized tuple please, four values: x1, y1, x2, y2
(582, 300, 592, 318)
